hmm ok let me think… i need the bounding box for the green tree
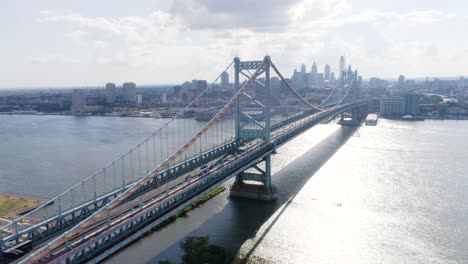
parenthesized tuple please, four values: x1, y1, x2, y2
(180, 236, 226, 264)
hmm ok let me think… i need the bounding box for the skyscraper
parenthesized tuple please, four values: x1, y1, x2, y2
(458, 76, 465, 94)
(105, 82, 116, 103)
(324, 64, 331, 80)
(300, 64, 306, 74)
(347, 65, 353, 81)
(311, 62, 318, 75)
(398, 75, 405, 90)
(123, 82, 136, 102)
(339, 56, 346, 77)
(71, 89, 86, 114)
(221, 72, 229, 88)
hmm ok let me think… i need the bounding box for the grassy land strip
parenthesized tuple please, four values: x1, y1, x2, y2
(0, 195, 40, 219)
(151, 185, 226, 232)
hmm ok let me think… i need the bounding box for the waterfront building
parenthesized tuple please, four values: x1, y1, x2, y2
(380, 96, 405, 116)
(71, 89, 86, 114)
(105, 82, 116, 104)
(368, 98, 381, 113)
(380, 93, 420, 116)
(404, 93, 421, 115)
(123, 82, 136, 102)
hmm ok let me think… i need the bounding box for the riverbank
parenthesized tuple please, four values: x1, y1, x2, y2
(151, 185, 226, 232)
(0, 192, 47, 222)
(101, 185, 227, 263)
(0, 112, 165, 119)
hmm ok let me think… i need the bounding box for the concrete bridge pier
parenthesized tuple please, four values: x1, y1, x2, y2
(230, 154, 278, 201)
(338, 104, 368, 126)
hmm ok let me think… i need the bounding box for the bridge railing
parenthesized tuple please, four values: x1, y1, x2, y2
(13, 56, 366, 261)
(0, 62, 237, 247)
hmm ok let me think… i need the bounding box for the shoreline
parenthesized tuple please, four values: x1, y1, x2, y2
(151, 185, 226, 232)
(100, 185, 226, 262)
(2, 111, 468, 121)
(0, 192, 48, 223)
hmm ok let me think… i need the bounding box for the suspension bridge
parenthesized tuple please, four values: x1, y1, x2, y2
(0, 56, 368, 263)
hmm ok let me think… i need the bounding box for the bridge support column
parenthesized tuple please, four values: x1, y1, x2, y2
(230, 56, 277, 201)
(338, 105, 368, 126)
(230, 154, 277, 201)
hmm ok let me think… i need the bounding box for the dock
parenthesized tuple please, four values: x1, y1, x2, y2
(365, 113, 378, 126)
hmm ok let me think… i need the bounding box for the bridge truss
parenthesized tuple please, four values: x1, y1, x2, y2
(0, 56, 368, 263)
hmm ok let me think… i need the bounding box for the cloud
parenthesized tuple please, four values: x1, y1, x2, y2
(170, 0, 296, 31)
(31, 53, 81, 65)
(170, 0, 349, 32)
(34, 2, 465, 84)
(41, 13, 122, 34)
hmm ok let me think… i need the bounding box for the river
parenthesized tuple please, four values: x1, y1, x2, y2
(0, 115, 467, 263)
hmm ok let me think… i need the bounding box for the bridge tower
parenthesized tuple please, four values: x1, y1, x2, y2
(230, 56, 278, 200)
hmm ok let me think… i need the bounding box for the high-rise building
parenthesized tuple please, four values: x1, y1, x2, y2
(105, 82, 116, 103)
(311, 62, 318, 75)
(458, 76, 465, 93)
(404, 93, 420, 115)
(300, 64, 306, 74)
(221, 72, 229, 88)
(339, 56, 346, 77)
(173, 85, 182, 98)
(397, 75, 405, 90)
(192, 80, 208, 93)
(324, 64, 331, 80)
(346, 65, 353, 82)
(292, 69, 306, 89)
(136, 95, 143, 106)
(123, 82, 136, 102)
(71, 89, 86, 114)
(330, 72, 336, 81)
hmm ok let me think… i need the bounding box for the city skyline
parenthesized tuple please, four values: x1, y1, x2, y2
(2, 0, 468, 88)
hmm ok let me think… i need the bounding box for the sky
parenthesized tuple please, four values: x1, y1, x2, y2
(1, 0, 467, 88)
